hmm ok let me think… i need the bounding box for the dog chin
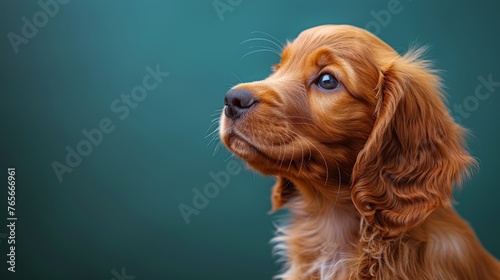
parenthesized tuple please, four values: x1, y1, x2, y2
(223, 135, 280, 174)
(225, 134, 260, 161)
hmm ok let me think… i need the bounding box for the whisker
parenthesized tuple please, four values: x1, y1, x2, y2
(207, 127, 224, 146)
(274, 133, 285, 167)
(250, 31, 285, 48)
(207, 134, 219, 146)
(241, 49, 281, 59)
(241, 37, 283, 52)
(285, 116, 323, 130)
(211, 110, 223, 117)
(224, 153, 235, 162)
(211, 114, 222, 121)
(283, 134, 295, 172)
(248, 46, 282, 56)
(291, 132, 329, 187)
(279, 134, 288, 170)
(204, 127, 220, 139)
(230, 72, 243, 83)
(213, 140, 223, 156)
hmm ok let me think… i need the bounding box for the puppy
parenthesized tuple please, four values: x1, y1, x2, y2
(219, 25, 500, 279)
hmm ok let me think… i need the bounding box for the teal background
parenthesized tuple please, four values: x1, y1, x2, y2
(1, 0, 499, 279)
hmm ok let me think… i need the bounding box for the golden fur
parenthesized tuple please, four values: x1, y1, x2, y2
(219, 25, 500, 279)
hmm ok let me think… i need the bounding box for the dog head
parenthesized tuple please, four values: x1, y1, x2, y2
(219, 25, 473, 236)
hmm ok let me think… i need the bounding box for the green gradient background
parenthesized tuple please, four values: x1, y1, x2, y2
(1, 0, 499, 279)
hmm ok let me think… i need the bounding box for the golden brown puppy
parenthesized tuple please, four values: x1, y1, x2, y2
(219, 25, 500, 280)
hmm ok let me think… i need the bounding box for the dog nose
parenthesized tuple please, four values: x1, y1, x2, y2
(224, 88, 257, 119)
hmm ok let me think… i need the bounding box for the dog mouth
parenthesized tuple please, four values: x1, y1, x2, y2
(220, 119, 281, 166)
(221, 123, 308, 176)
(223, 129, 266, 160)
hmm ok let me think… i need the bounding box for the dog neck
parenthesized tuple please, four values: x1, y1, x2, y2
(275, 179, 361, 279)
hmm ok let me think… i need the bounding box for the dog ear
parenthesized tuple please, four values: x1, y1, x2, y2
(351, 49, 475, 237)
(271, 177, 298, 211)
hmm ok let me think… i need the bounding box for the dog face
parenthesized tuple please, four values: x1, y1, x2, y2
(220, 25, 390, 189)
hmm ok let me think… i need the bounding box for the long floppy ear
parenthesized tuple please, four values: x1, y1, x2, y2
(271, 177, 298, 211)
(351, 49, 475, 237)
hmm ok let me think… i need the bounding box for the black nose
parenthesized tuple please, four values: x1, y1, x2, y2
(224, 88, 258, 119)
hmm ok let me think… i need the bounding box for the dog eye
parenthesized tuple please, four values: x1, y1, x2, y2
(317, 73, 339, 90)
